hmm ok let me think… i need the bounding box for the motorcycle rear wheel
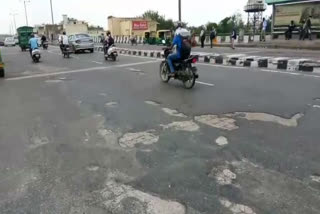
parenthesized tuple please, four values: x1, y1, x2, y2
(160, 62, 170, 83)
(183, 67, 196, 89)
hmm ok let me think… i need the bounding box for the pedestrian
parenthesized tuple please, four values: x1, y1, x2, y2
(100, 33, 105, 44)
(299, 19, 306, 40)
(285, 20, 296, 40)
(200, 28, 205, 48)
(305, 16, 312, 40)
(260, 18, 267, 42)
(231, 27, 237, 49)
(210, 27, 216, 48)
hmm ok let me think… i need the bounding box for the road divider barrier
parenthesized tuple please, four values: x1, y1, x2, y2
(93, 46, 320, 73)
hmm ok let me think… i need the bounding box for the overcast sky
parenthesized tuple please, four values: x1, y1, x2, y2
(1, 0, 272, 34)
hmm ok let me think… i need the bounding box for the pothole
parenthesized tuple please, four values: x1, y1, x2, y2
(29, 136, 50, 149)
(145, 100, 160, 106)
(233, 112, 303, 127)
(161, 121, 200, 132)
(195, 115, 238, 131)
(220, 198, 256, 214)
(215, 136, 229, 146)
(119, 130, 159, 149)
(100, 173, 186, 214)
(162, 108, 187, 118)
(105, 101, 118, 108)
(209, 166, 236, 185)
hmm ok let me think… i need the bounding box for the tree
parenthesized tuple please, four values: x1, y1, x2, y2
(142, 10, 175, 31)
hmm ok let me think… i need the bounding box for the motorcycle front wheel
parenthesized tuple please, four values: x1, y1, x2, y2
(183, 67, 196, 89)
(160, 62, 170, 83)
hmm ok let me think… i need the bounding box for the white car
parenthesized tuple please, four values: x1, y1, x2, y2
(4, 37, 16, 46)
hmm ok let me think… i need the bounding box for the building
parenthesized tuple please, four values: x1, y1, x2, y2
(34, 25, 45, 35)
(44, 24, 63, 41)
(108, 16, 158, 37)
(266, 0, 320, 35)
(62, 15, 88, 35)
(88, 25, 105, 35)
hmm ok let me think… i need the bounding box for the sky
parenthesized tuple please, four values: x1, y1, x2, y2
(1, 0, 272, 34)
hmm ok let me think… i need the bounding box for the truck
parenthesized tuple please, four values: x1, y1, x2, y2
(17, 26, 34, 51)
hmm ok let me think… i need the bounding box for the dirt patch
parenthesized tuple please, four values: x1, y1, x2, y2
(100, 172, 186, 214)
(145, 101, 160, 106)
(161, 121, 200, 132)
(233, 112, 303, 127)
(215, 136, 229, 146)
(162, 108, 187, 118)
(119, 130, 159, 149)
(195, 115, 238, 131)
(220, 198, 256, 214)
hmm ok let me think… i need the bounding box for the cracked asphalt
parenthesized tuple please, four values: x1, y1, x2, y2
(0, 46, 320, 214)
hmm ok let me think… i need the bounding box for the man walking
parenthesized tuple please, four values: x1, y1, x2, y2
(210, 27, 216, 48)
(231, 27, 237, 49)
(304, 16, 312, 40)
(200, 28, 205, 48)
(260, 18, 267, 42)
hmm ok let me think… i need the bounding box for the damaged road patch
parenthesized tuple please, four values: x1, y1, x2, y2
(162, 108, 187, 118)
(100, 178, 186, 214)
(195, 115, 239, 131)
(161, 121, 200, 132)
(119, 130, 159, 149)
(220, 198, 256, 214)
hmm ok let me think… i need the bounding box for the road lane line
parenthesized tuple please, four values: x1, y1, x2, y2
(92, 61, 103, 64)
(197, 63, 247, 69)
(196, 81, 215, 87)
(6, 60, 158, 81)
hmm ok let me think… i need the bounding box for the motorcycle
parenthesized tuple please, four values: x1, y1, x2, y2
(160, 48, 199, 89)
(42, 41, 48, 50)
(104, 45, 118, 61)
(61, 45, 71, 58)
(31, 48, 41, 63)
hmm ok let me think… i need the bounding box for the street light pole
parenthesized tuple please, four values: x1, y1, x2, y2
(50, 0, 54, 24)
(178, 0, 181, 21)
(23, 0, 29, 26)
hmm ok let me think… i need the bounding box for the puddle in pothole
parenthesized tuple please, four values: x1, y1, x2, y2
(215, 136, 229, 146)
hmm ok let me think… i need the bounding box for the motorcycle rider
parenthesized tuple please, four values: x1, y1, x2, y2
(41, 34, 47, 47)
(104, 31, 114, 55)
(28, 34, 39, 57)
(167, 23, 191, 77)
(60, 32, 69, 53)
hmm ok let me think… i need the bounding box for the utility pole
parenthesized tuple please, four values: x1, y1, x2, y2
(50, 0, 54, 24)
(23, 0, 30, 26)
(10, 13, 18, 34)
(178, 0, 181, 21)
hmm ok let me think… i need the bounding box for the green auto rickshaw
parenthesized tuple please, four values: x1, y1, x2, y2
(0, 48, 4, 78)
(156, 30, 172, 46)
(17, 26, 34, 51)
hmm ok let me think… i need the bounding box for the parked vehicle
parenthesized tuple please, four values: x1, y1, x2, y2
(17, 26, 33, 51)
(160, 48, 199, 89)
(14, 36, 19, 45)
(0, 41, 4, 46)
(104, 45, 118, 61)
(4, 37, 16, 46)
(31, 48, 41, 63)
(68, 34, 94, 53)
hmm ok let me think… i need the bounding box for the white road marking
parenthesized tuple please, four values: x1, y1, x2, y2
(6, 60, 158, 81)
(196, 81, 214, 87)
(92, 61, 103, 64)
(197, 62, 247, 69)
(262, 69, 320, 79)
(120, 54, 162, 61)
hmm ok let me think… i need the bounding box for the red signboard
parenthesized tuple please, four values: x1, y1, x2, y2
(132, 21, 148, 30)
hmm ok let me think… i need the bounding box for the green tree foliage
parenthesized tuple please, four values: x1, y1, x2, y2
(142, 10, 175, 31)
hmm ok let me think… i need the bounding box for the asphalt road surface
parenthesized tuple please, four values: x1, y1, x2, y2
(114, 43, 320, 60)
(1, 46, 320, 214)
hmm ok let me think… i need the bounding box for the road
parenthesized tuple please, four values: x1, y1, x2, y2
(1, 46, 320, 214)
(114, 43, 320, 60)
